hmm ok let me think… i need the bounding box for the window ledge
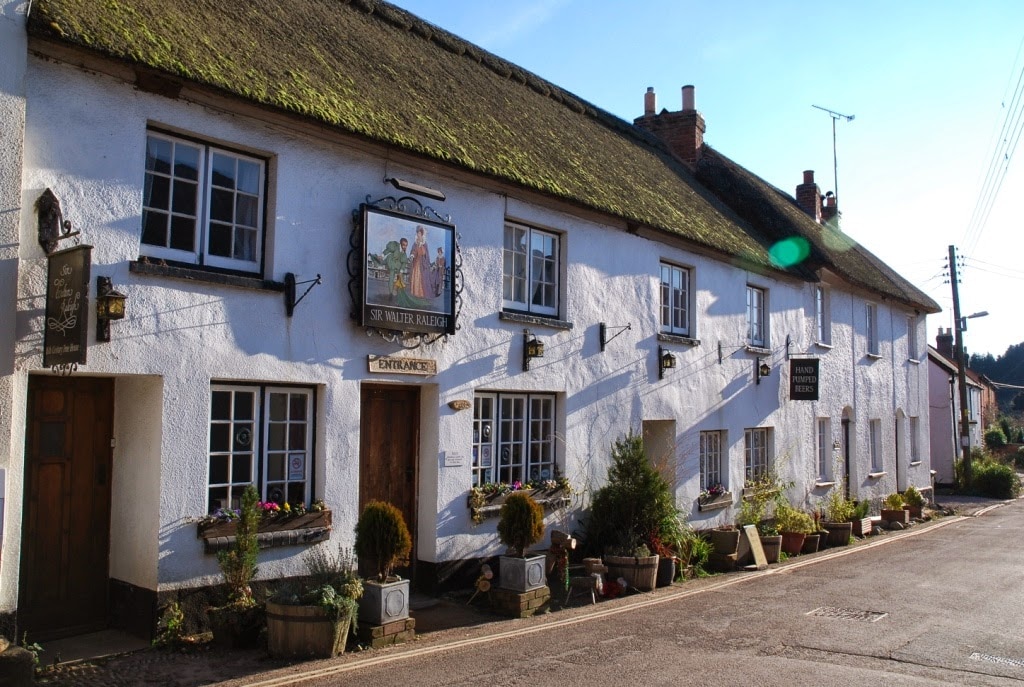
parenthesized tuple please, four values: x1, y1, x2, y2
(197, 509, 332, 554)
(745, 345, 771, 356)
(909, 460, 923, 467)
(468, 486, 571, 523)
(866, 352, 882, 360)
(499, 310, 573, 331)
(814, 481, 836, 489)
(658, 333, 700, 347)
(813, 341, 833, 350)
(867, 471, 887, 479)
(130, 259, 285, 292)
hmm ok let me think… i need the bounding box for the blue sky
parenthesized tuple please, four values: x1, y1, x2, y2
(390, 1, 1024, 359)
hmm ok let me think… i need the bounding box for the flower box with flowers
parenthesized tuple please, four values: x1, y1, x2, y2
(697, 485, 732, 512)
(468, 478, 572, 524)
(198, 500, 332, 553)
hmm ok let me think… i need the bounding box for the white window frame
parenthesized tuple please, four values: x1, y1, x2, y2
(816, 417, 831, 480)
(142, 130, 266, 273)
(747, 285, 767, 348)
(815, 285, 831, 345)
(207, 384, 314, 513)
(907, 316, 918, 360)
(909, 416, 920, 462)
(866, 302, 879, 356)
(472, 392, 557, 486)
(744, 427, 772, 483)
(869, 419, 882, 472)
(699, 430, 726, 491)
(502, 221, 560, 317)
(660, 262, 691, 336)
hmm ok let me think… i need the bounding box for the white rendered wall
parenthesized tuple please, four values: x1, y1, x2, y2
(929, 358, 956, 484)
(14, 55, 933, 597)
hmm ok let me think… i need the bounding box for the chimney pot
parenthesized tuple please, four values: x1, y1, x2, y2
(644, 87, 656, 116)
(682, 84, 695, 111)
(803, 170, 814, 184)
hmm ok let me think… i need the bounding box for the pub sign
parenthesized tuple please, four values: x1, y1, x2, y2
(43, 244, 91, 367)
(361, 204, 455, 335)
(789, 358, 820, 401)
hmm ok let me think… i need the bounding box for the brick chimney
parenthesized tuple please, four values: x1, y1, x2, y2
(796, 170, 822, 223)
(821, 191, 838, 225)
(634, 84, 706, 168)
(935, 327, 954, 359)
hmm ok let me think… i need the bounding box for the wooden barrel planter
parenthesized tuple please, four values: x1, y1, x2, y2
(760, 535, 782, 564)
(266, 601, 352, 658)
(656, 556, 677, 587)
(604, 554, 659, 592)
(801, 533, 821, 554)
(823, 521, 853, 547)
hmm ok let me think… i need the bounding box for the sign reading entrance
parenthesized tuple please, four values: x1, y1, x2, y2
(43, 244, 91, 368)
(361, 204, 456, 336)
(368, 355, 437, 376)
(789, 358, 820, 401)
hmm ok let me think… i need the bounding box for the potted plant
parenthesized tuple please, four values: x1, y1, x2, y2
(581, 431, 680, 591)
(354, 500, 412, 625)
(775, 503, 815, 556)
(881, 492, 909, 526)
(821, 487, 854, 547)
(496, 491, 547, 592)
(736, 469, 788, 564)
(903, 485, 926, 519)
(850, 498, 874, 537)
(266, 544, 363, 658)
(207, 484, 264, 648)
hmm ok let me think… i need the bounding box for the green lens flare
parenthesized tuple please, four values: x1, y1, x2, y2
(770, 237, 811, 267)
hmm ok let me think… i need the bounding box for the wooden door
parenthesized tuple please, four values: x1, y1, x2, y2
(20, 376, 113, 640)
(359, 385, 419, 573)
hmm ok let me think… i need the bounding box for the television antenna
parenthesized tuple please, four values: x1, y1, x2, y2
(812, 105, 855, 208)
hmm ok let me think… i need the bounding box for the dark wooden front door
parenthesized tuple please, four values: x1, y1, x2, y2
(359, 385, 419, 573)
(20, 376, 113, 640)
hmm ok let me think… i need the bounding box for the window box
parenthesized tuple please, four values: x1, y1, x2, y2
(198, 509, 332, 554)
(468, 486, 571, 524)
(697, 490, 733, 512)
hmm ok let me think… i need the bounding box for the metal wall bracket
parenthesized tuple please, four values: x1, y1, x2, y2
(285, 272, 322, 317)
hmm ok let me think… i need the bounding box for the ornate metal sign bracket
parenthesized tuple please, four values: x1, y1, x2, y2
(36, 188, 81, 254)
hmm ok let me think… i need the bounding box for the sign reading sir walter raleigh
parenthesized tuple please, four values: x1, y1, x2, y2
(361, 205, 455, 335)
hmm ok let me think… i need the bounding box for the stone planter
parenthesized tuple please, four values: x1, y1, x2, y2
(801, 533, 821, 554)
(709, 528, 740, 555)
(779, 531, 806, 556)
(881, 509, 910, 526)
(266, 601, 352, 658)
(760, 535, 782, 564)
(823, 521, 853, 547)
(697, 490, 733, 512)
(499, 554, 547, 592)
(604, 554, 659, 592)
(359, 577, 410, 625)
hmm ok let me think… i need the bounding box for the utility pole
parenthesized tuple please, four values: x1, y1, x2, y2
(948, 245, 972, 486)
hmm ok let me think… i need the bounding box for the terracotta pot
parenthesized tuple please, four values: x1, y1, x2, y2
(780, 531, 806, 556)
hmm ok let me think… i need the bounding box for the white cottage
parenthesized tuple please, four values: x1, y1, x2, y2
(1, 0, 939, 639)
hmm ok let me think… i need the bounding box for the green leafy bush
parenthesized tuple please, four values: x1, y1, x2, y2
(581, 431, 680, 557)
(971, 460, 1022, 499)
(354, 501, 412, 582)
(984, 425, 1008, 450)
(775, 504, 815, 534)
(902, 485, 926, 508)
(822, 486, 855, 523)
(883, 492, 904, 510)
(497, 491, 545, 557)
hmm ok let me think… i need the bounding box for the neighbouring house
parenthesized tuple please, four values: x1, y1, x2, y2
(929, 330, 985, 486)
(1, 0, 939, 640)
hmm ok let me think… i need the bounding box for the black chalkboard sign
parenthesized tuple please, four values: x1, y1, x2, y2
(43, 245, 91, 368)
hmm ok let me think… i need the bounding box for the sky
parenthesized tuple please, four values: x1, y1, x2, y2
(388, 0, 1024, 361)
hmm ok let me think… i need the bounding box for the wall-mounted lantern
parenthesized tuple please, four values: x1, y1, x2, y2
(755, 357, 771, 384)
(523, 329, 545, 371)
(658, 346, 676, 380)
(96, 276, 127, 342)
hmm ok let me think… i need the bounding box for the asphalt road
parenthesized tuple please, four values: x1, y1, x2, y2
(236, 500, 1024, 687)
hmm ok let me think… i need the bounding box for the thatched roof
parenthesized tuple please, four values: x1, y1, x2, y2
(26, 0, 938, 310)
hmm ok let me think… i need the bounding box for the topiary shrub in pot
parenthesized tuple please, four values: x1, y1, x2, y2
(902, 485, 926, 518)
(580, 431, 681, 591)
(497, 491, 547, 592)
(207, 484, 265, 649)
(775, 503, 814, 556)
(354, 500, 412, 625)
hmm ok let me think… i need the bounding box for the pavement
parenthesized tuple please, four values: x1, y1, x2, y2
(33, 493, 1011, 687)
